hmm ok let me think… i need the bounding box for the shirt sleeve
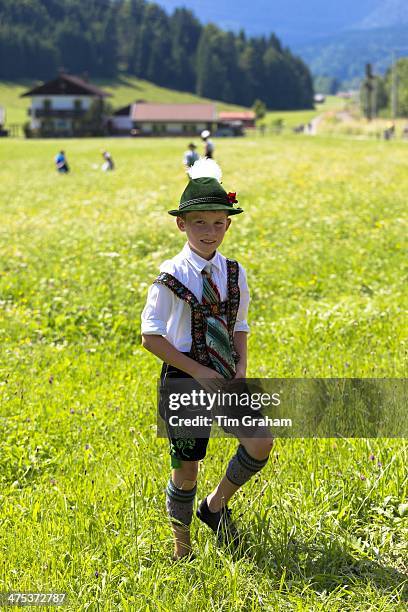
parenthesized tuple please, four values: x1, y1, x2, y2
(234, 264, 250, 333)
(141, 283, 172, 335)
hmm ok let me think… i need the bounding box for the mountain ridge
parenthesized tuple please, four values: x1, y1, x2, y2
(157, 0, 387, 43)
(157, 1, 408, 85)
(356, 0, 408, 29)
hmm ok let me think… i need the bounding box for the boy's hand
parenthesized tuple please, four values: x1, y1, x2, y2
(191, 363, 223, 380)
(194, 365, 224, 394)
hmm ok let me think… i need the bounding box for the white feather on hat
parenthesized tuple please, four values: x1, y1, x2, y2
(188, 158, 222, 182)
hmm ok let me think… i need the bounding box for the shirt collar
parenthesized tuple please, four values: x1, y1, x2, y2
(182, 242, 223, 273)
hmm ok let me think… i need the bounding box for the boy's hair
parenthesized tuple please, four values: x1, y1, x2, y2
(176, 210, 230, 221)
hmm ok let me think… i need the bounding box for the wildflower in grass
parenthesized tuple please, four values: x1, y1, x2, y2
(360, 474, 366, 481)
(377, 461, 382, 468)
(95, 571, 99, 578)
(70, 408, 75, 414)
(85, 444, 90, 450)
(48, 376, 54, 384)
(369, 454, 375, 461)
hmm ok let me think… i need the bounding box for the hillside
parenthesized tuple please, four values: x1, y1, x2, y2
(0, 75, 247, 127)
(297, 25, 408, 86)
(157, 1, 408, 87)
(0, 0, 314, 110)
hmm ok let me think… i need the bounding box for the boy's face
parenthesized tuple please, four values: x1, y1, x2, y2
(177, 210, 231, 260)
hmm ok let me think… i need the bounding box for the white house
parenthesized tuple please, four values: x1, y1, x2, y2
(21, 73, 111, 136)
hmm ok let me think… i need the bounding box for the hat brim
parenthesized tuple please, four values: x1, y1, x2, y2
(168, 203, 243, 216)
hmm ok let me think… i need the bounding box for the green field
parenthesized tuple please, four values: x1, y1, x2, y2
(0, 135, 407, 610)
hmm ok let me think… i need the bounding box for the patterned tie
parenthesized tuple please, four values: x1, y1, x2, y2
(201, 265, 235, 378)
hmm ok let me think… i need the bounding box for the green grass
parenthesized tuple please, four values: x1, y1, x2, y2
(0, 135, 407, 610)
(0, 80, 31, 125)
(264, 95, 347, 130)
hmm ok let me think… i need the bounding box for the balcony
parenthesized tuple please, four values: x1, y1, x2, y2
(30, 109, 87, 118)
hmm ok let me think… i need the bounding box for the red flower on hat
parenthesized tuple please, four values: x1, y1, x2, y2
(227, 192, 238, 204)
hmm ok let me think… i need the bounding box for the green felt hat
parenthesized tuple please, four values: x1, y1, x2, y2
(168, 176, 243, 216)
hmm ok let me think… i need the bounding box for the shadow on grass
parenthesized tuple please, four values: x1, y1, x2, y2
(240, 532, 407, 600)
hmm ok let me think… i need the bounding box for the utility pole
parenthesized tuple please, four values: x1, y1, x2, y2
(391, 50, 398, 120)
(364, 63, 375, 121)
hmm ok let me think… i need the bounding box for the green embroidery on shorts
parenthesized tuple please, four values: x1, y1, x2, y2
(170, 438, 196, 459)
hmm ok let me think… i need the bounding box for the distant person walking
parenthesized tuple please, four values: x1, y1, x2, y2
(201, 130, 214, 159)
(183, 143, 199, 171)
(55, 150, 69, 173)
(102, 150, 114, 171)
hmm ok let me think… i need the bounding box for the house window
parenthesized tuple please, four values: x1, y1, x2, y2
(55, 119, 70, 131)
(74, 99, 82, 112)
(153, 124, 166, 135)
(43, 99, 52, 111)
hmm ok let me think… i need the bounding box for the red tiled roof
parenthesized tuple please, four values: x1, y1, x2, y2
(131, 103, 216, 122)
(218, 111, 256, 120)
(21, 73, 111, 98)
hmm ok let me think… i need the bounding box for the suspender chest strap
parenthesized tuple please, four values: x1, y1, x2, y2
(154, 259, 240, 374)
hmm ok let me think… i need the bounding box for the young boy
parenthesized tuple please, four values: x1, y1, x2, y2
(201, 130, 214, 159)
(183, 142, 199, 171)
(141, 160, 273, 560)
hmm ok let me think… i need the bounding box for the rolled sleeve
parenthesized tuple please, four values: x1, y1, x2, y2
(234, 264, 250, 333)
(141, 283, 172, 336)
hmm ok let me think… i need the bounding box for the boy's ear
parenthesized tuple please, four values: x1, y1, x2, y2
(225, 217, 232, 231)
(176, 216, 186, 232)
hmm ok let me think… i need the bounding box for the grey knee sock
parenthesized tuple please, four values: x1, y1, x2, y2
(226, 444, 269, 486)
(166, 479, 197, 527)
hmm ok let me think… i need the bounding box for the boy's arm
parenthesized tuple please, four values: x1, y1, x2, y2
(142, 334, 223, 379)
(234, 331, 248, 378)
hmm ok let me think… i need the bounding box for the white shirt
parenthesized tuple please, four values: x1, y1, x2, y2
(141, 242, 250, 352)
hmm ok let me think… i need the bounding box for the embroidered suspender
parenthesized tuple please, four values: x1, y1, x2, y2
(154, 259, 240, 370)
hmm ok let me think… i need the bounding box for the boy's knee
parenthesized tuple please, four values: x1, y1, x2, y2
(172, 461, 199, 489)
(241, 437, 273, 461)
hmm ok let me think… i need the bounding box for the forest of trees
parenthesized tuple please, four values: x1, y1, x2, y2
(0, 0, 314, 110)
(361, 58, 408, 118)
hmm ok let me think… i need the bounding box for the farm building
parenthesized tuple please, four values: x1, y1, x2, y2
(21, 73, 112, 136)
(218, 111, 256, 129)
(0, 105, 8, 136)
(110, 102, 217, 136)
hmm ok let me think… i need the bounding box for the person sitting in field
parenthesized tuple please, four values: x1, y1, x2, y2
(201, 130, 214, 159)
(141, 158, 273, 560)
(183, 143, 199, 171)
(383, 124, 395, 141)
(102, 151, 114, 171)
(55, 150, 69, 173)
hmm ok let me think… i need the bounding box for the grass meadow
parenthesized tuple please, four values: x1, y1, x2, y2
(0, 134, 407, 610)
